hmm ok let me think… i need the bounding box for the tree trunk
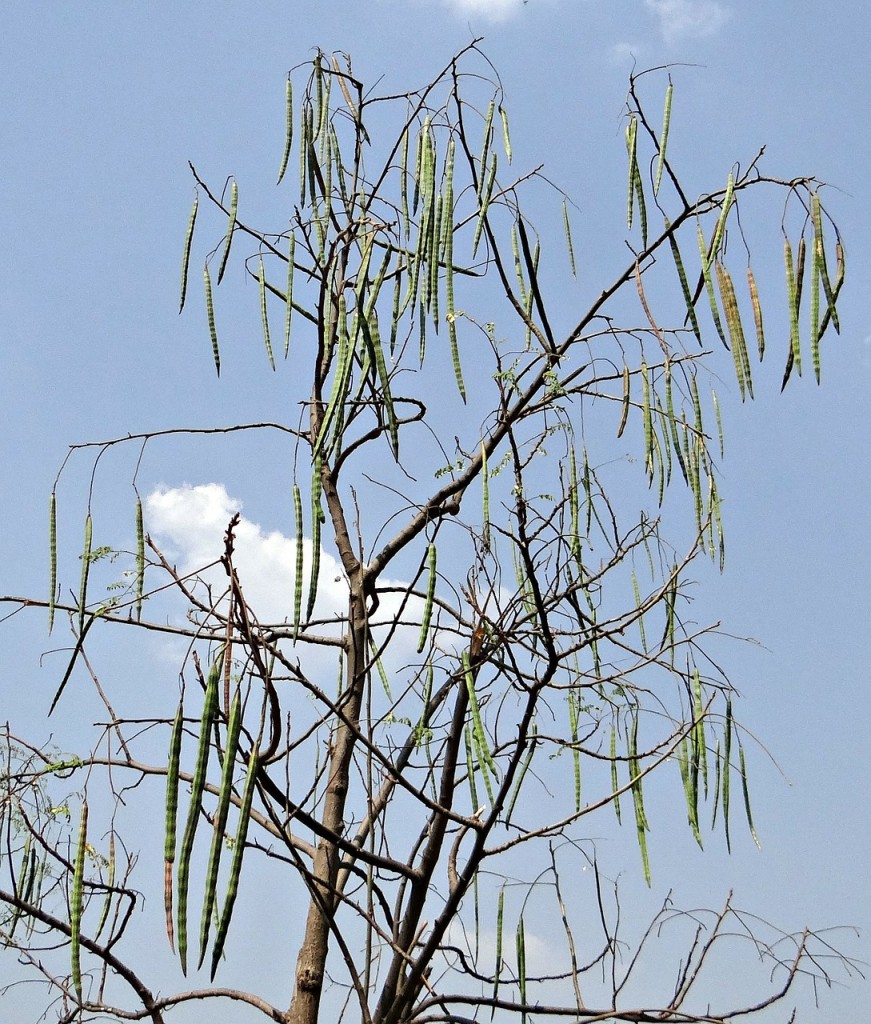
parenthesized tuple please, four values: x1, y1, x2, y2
(287, 590, 367, 1024)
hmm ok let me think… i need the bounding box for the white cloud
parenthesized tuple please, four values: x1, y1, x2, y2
(145, 483, 506, 691)
(144, 484, 429, 660)
(145, 483, 347, 627)
(446, 921, 567, 989)
(146, 482, 240, 572)
(645, 0, 731, 42)
(443, 0, 528, 22)
(611, 41, 641, 66)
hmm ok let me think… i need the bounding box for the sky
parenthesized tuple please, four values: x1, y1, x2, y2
(1, 1, 869, 1021)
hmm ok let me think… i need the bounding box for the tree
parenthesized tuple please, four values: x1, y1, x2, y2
(0, 42, 858, 1024)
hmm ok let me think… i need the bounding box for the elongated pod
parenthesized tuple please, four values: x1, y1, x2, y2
(198, 691, 243, 968)
(654, 81, 673, 196)
(217, 179, 238, 285)
(48, 492, 57, 633)
(257, 256, 275, 369)
(276, 76, 293, 184)
(203, 264, 220, 376)
(210, 742, 259, 979)
(177, 655, 221, 974)
(179, 192, 198, 313)
(417, 543, 437, 654)
(70, 800, 88, 1002)
(78, 514, 92, 633)
(135, 496, 145, 620)
(164, 699, 184, 951)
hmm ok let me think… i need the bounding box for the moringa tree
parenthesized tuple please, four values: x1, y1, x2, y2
(0, 42, 857, 1024)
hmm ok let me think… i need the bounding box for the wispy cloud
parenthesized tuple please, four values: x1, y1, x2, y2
(645, 0, 731, 42)
(443, 0, 528, 22)
(610, 41, 641, 67)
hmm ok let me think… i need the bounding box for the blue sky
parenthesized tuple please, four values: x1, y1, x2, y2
(1, 2, 869, 1020)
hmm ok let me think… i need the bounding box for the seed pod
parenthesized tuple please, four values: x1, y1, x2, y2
(664, 362, 688, 484)
(641, 362, 653, 482)
(492, 887, 504, 1006)
(217, 179, 238, 285)
(562, 200, 576, 278)
(697, 221, 726, 346)
(784, 237, 802, 379)
(292, 484, 304, 641)
(400, 127, 411, 238)
(477, 100, 495, 200)
(198, 691, 243, 969)
(94, 832, 115, 943)
(276, 76, 293, 185)
(716, 262, 752, 400)
(568, 448, 582, 565)
(257, 256, 275, 370)
(481, 443, 490, 550)
(739, 745, 761, 848)
(709, 171, 735, 266)
(463, 650, 496, 776)
(505, 725, 537, 824)
(666, 221, 701, 344)
(617, 364, 630, 438)
(307, 456, 323, 622)
(499, 105, 512, 163)
(417, 543, 437, 654)
(299, 100, 311, 206)
(203, 264, 220, 376)
(516, 914, 527, 1010)
(179, 192, 198, 313)
(626, 116, 638, 231)
(628, 715, 651, 884)
(810, 228, 822, 383)
(610, 724, 621, 823)
(472, 151, 497, 259)
(633, 159, 648, 249)
(135, 496, 145, 620)
(177, 654, 221, 974)
(210, 742, 259, 980)
(48, 492, 57, 634)
(812, 192, 839, 334)
(164, 699, 184, 951)
(746, 266, 765, 360)
(78, 513, 93, 634)
(283, 233, 296, 358)
(654, 80, 673, 196)
(723, 697, 733, 852)
(70, 800, 88, 1002)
